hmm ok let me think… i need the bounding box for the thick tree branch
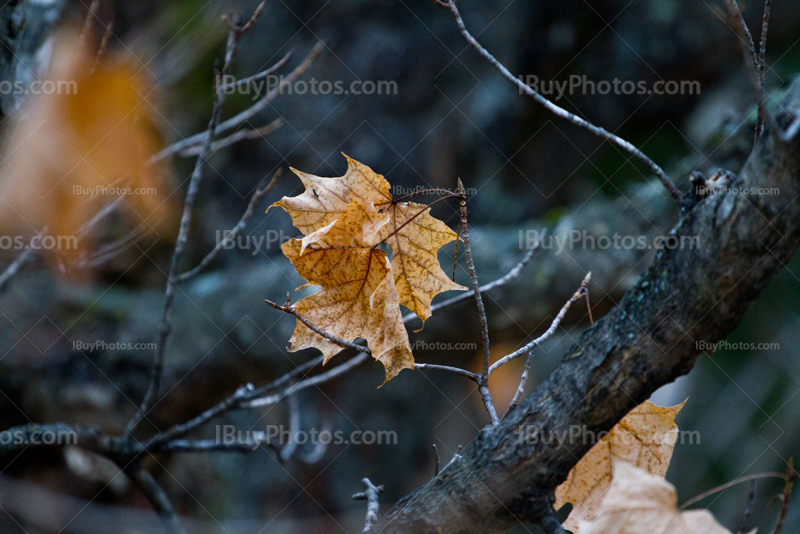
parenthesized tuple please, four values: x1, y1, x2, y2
(368, 87, 800, 533)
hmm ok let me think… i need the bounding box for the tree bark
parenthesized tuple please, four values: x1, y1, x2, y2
(369, 89, 800, 533)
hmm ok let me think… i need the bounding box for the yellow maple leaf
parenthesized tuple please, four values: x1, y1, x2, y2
(272, 154, 391, 235)
(556, 400, 685, 532)
(272, 154, 465, 325)
(579, 461, 733, 534)
(282, 199, 414, 382)
(378, 202, 465, 325)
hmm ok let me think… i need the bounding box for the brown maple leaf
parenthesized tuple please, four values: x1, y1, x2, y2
(579, 461, 734, 534)
(281, 199, 414, 382)
(555, 400, 685, 532)
(272, 154, 465, 325)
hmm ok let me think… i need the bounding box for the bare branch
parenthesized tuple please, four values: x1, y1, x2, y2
(432, 444, 440, 477)
(679, 471, 787, 510)
(147, 355, 324, 449)
(177, 169, 281, 282)
(127, 8, 261, 437)
(176, 118, 284, 158)
(441, 0, 681, 203)
(243, 352, 369, 408)
(489, 272, 590, 375)
(456, 179, 498, 424)
(0, 231, 42, 294)
(755, 0, 772, 143)
(293, 422, 330, 464)
(414, 363, 479, 381)
(502, 350, 533, 419)
(280, 392, 301, 461)
(353, 478, 383, 532)
(722, 0, 786, 143)
(771, 459, 796, 534)
(151, 42, 323, 163)
(402, 229, 543, 324)
(217, 51, 292, 92)
(264, 299, 372, 355)
(159, 437, 278, 454)
(738, 479, 757, 534)
(124, 461, 187, 534)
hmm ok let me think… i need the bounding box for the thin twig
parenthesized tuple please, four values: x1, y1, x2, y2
(124, 462, 187, 534)
(127, 13, 252, 438)
(489, 273, 591, 375)
(79, 0, 100, 49)
(538, 511, 567, 534)
(432, 444, 440, 477)
(218, 51, 292, 91)
(403, 229, 544, 324)
(415, 363, 479, 382)
(91, 21, 113, 74)
(267, 300, 480, 382)
(392, 188, 456, 203)
(265, 299, 372, 355)
(442, 0, 681, 203)
(457, 179, 498, 425)
(293, 421, 331, 464)
(724, 0, 763, 146)
(280, 391, 301, 461)
(353, 478, 383, 532)
(680, 471, 787, 509)
(373, 194, 460, 249)
(771, 459, 796, 534)
(176, 119, 284, 158)
(177, 170, 281, 282)
(159, 437, 276, 454)
(723, 0, 785, 143)
(738, 479, 757, 534)
(147, 356, 324, 449)
(0, 231, 43, 295)
(242, 352, 369, 408)
(755, 0, 772, 144)
(502, 351, 533, 419)
(151, 42, 323, 163)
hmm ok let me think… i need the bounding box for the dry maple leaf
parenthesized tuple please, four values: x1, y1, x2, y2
(281, 199, 414, 382)
(556, 400, 685, 532)
(272, 154, 465, 325)
(272, 154, 391, 235)
(378, 201, 465, 325)
(579, 461, 734, 534)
